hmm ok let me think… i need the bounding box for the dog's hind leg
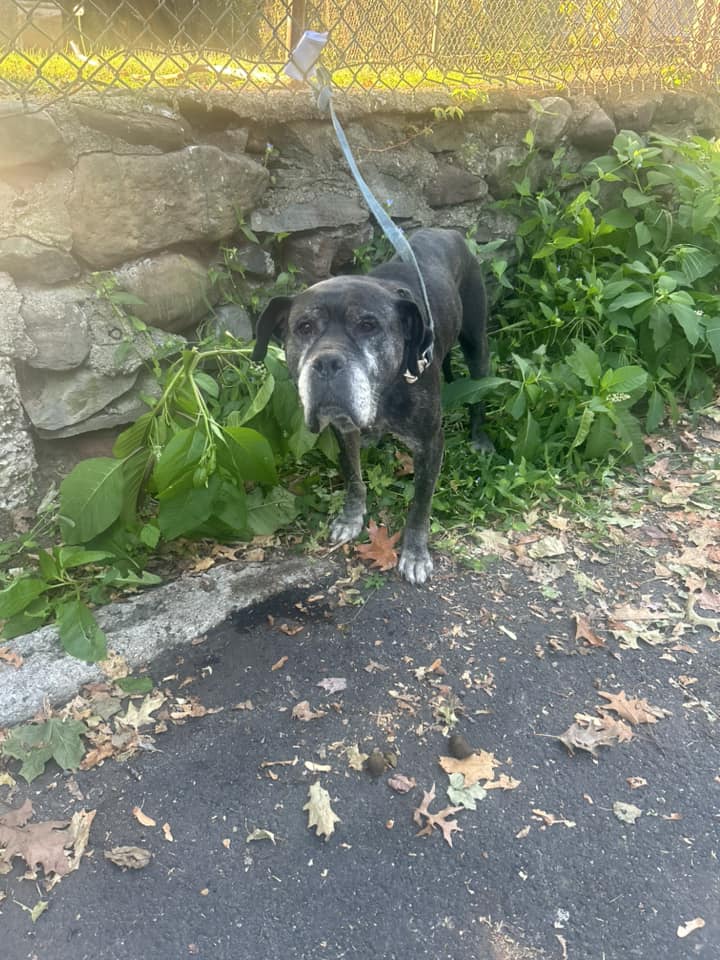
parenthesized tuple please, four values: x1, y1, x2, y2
(442, 352, 454, 383)
(329, 428, 367, 544)
(459, 263, 494, 452)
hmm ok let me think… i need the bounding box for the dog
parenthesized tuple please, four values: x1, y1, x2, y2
(252, 227, 492, 584)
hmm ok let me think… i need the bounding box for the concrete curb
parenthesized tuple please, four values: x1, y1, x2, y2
(0, 556, 335, 728)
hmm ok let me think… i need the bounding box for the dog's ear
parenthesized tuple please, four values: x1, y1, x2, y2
(397, 294, 433, 381)
(251, 296, 293, 361)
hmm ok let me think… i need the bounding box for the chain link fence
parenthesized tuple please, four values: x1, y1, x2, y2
(0, 0, 718, 102)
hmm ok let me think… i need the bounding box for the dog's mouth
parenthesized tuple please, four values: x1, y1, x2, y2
(309, 405, 359, 434)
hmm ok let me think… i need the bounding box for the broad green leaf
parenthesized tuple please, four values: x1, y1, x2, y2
(246, 487, 298, 536)
(221, 427, 276, 485)
(635, 222, 652, 247)
(0, 578, 48, 619)
(646, 389, 665, 432)
(601, 366, 647, 396)
(609, 407, 645, 462)
(56, 598, 107, 662)
(57, 547, 114, 570)
(670, 302, 702, 345)
(608, 291, 653, 312)
(703, 315, 720, 363)
(442, 377, 511, 409)
(59, 458, 126, 544)
(151, 428, 206, 497)
(288, 420, 318, 460)
(601, 208, 636, 229)
(115, 676, 154, 694)
(567, 342, 602, 387)
(113, 412, 153, 458)
(193, 371, 220, 398)
(622, 187, 651, 208)
(2, 717, 87, 782)
(584, 414, 617, 460)
(447, 772, 487, 810)
(236, 373, 275, 425)
(571, 407, 595, 449)
(158, 482, 217, 540)
(139, 524, 161, 548)
(675, 246, 718, 283)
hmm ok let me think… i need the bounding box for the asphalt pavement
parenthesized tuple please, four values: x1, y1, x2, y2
(1, 522, 718, 960)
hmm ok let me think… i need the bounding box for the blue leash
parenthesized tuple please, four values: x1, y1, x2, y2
(286, 38, 434, 381)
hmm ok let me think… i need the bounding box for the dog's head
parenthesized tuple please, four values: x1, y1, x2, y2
(251, 276, 432, 433)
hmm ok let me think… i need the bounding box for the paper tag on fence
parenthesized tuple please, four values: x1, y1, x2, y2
(284, 30, 329, 81)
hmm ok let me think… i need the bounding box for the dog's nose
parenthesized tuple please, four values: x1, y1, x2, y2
(311, 352, 346, 380)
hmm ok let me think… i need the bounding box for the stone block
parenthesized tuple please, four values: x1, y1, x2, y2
(112, 252, 216, 333)
(0, 272, 34, 360)
(74, 101, 189, 151)
(425, 163, 488, 208)
(18, 364, 139, 434)
(0, 357, 37, 515)
(569, 98, 617, 152)
(530, 97, 573, 149)
(0, 102, 65, 169)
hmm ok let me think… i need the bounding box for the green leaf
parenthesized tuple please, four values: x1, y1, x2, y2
(158, 482, 217, 540)
(151, 428, 206, 497)
(601, 366, 648, 396)
(139, 524, 160, 548)
(113, 412, 153, 458)
(567, 342, 602, 387)
(674, 246, 718, 283)
(0, 578, 48, 619)
(446, 772, 487, 810)
(608, 291, 654, 312)
(571, 407, 595, 449)
(622, 187, 651, 208)
(2, 717, 87, 782)
(57, 547, 114, 570)
(59, 458, 126, 544)
(670, 302, 702, 345)
(246, 487, 298, 536)
(115, 676, 154, 694)
(601, 208, 636, 229)
(442, 377, 510, 409)
(221, 427, 276, 485)
(56, 598, 107, 662)
(703, 315, 720, 363)
(193, 370, 220, 398)
(609, 407, 645, 462)
(236, 373, 275, 425)
(635, 222, 652, 247)
(646, 389, 665, 432)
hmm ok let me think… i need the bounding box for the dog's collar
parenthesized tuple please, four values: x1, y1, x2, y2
(403, 347, 432, 384)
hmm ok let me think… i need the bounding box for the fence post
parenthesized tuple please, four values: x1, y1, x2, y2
(287, 0, 307, 54)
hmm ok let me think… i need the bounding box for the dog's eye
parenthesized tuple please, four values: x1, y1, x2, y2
(357, 317, 377, 334)
(296, 320, 313, 336)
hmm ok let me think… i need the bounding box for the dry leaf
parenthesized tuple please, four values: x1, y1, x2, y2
(394, 451, 414, 475)
(132, 806, 156, 828)
(438, 751, 498, 786)
(355, 520, 401, 571)
(613, 801, 642, 824)
(598, 690, 671, 725)
(387, 773, 416, 793)
(627, 777, 648, 789)
(190, 556, 215, 573)
(232, 700, 254, 711)
(531, 808, 576, 828)
(162, 822, 174, 842)
(116, 692, 166, 730)
(515, 825, 531, 839)
(279, 623, 303, 636)
(317, 677, 347, 694)
(677, 918, 705, 938)
(104, 846, 151, 869)
(556, 715, 633, 757)
(412, 783, 462, 846)
(574, 613, 605, 647)
(246, 828, 276, 844)
(291, 700, 326, 721)
(303, 782, 340, 840)
(345, 744, 369, 771)
(485, 774, 520, 791)
(0, 647, 23, 668)
(0, 800, 95, 883)
(527, 535, 566, 560)
(271, 656, 288, 671)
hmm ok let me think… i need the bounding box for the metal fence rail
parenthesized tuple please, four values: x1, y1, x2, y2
(0, 0, 718, 102)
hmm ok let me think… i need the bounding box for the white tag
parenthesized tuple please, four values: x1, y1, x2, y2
(284, 31, 329, 81)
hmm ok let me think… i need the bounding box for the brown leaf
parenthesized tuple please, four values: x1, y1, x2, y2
(291, 700, 326, 721)
(303, 782, 340, 840)
(162, 822, 174, 842)
(438, 751, 498, 786)
(0, 800, 95, 882)
(627, 776, 648, 789)
(597, 690, 671, 725)
(271, 655, 288, 671)
(387, 773, 416, 793)
(104, 846, 152, 870)
(412, 783, 462, 847)
(394, 451, 414, 475)
(557, 716, 633, 757)
(132, 806, 156, 828)
(484, 774, 521, 791)
(279, 622, 303, 636)
(355, 520, 401, 572)
(0, 648, 23, 669)
(531, 808, 576, 828)
(574, 613, 605, 647)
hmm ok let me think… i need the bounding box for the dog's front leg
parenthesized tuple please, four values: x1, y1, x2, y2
(398, 431, 444, 585)
(329, 427, 367, 544)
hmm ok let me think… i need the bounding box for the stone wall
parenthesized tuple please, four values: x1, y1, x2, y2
(0, 87, 718, 521)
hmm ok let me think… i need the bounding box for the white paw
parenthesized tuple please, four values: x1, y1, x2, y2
(329, 512, 364, 544)
(398, 547, 434, 585)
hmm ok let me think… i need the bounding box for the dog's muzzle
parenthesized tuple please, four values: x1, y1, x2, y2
(300, 349, 372, 433)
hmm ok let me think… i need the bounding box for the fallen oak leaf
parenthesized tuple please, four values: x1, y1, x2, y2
(597, 690, 671, 725)
(412, 783, 462, 846)
(303, 782, 340, 840)
(574, 613, 606, 647)
(104, 846, 151, 869)
(553, 715, 633, 757)
(0, 800, 96, 882)
(438, 750, 499, 786)
(115, 692, 166, 730)
(0, 647, 23, 668)
(355, 520, 401, 572)
(388, 773, 416, 793)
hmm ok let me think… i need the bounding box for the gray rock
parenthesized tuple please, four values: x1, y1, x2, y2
(34, 368, 162, 439)
(694, 99, 720, 138)
(208, 303, 254, 341)
(611, 96, 657, 132)
(363, 170, 430, 220)
(654, 92, 702, 124)
(484, 145, 547, 200)
(88, 321, 182, 378)
(282, 222, 374, 284)
(432, 204, 518, 242)
(0, 237, 79, 284)
(0, 102, 66, 169)
(69, 146, 270, 267)
(465, 110, 530, 147)
(530, 97, 573, 149)
(0, 357, 37, 515)
(0, 272, 34, 360)
(422, 119, 467, 153)
(425, 163, 488, 208)
(20, 285, 92, 370)
(18, 364, 139, 433)
(251, 187, 367, 234)
(0, 169, 73, 253)
(74, 101, 189, 151)
(570, 98, 616, 151)
(226, 242, 275, 278)
(113, 252, 216, 333)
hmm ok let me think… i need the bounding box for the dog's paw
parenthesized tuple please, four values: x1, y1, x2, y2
(470, 430, 495, 454)
(398, 546, 434, 585)
(329, 512, 365, 544)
